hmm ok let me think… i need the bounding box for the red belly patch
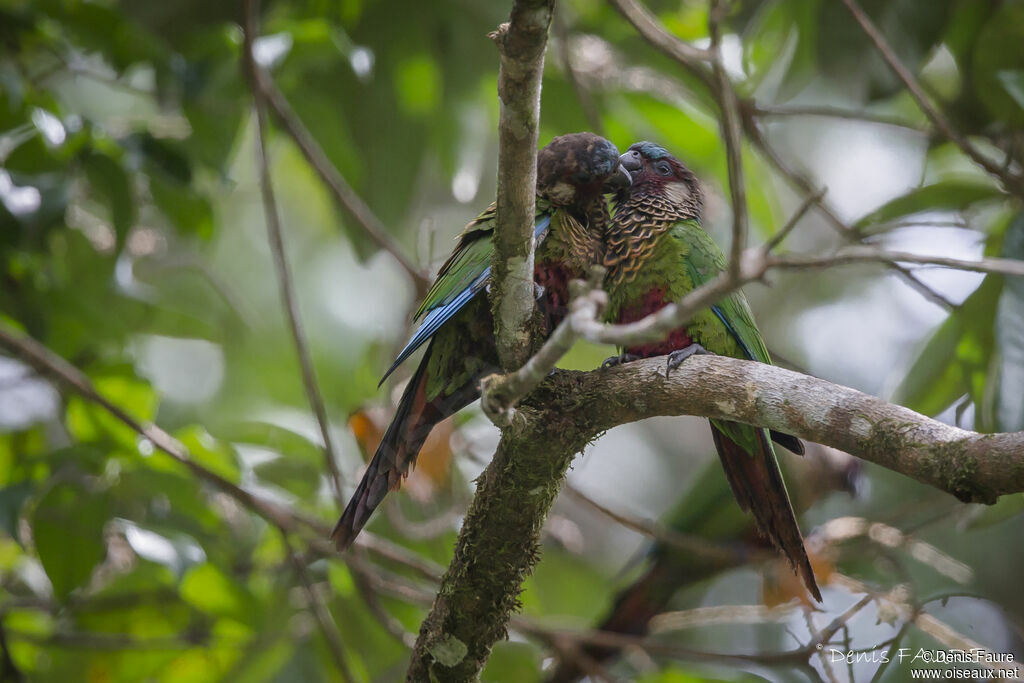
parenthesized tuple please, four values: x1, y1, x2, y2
(534, 261, 575, 329)
(616, 286, 692, 357)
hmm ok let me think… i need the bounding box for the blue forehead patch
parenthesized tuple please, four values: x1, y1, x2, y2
(591, 138, 620, 174)
(630, 141, 672, 160)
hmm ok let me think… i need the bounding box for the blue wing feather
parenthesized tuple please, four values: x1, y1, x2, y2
(711, 305, 755, 361)
(379, 215, 552, 386)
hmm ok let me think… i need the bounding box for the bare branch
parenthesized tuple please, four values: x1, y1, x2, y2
(605, 0, 958, 310)
(764, 188, 826, 252)
(839, 0, 1024, 196)
(250, 65, 430, 294)
(752, 104, 929, 132)
(242, 1, 345, 507)
(349, 565, 418, 649)
(607, 0, 714, 77)
(553, 8, 604, 135)
(562, 483, 770, 565)
(562, 356, 1024, 503)
(708, 0, 748, 278)
(0, 324, 301, 533)
(282, 535, 357, 683)
(770, 247, 1024, 279)
(488, 0, 555, 371)
(480, 269, 607, 427)
(479, 234, 1023, 430)
(0, 324, 442, 585)
(739, 103, 959, 310)
(650, 604, 794, 633)
(407, 1, 555, 677)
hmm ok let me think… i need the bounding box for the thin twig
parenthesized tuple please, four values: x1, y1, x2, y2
(651, 604, 795, 633)
(0, 324, 301, 532)
(563, 483, 770, 564)
(739, 104, 958, 310)
(708, 0, 748, 278)
(770, 247, 1024, 278)
(480, 269, 608, 427)
(839, 0, 1023, 197)
(253, 70, 430, 294)
(1, 630, 205, 651)
(752, 104, 928, 132)
(553, 8, 604, 135)
(607, 0, 714, 79)
(605, 0, 958, 311)
(514, 597, 870, 667)
(0, 323, 442, 586)
(242, 0, 345, 507)
(479, 228, 1024, 426)
(764, 188, 827, 252)
(282, 535, 357, 682)
(349, 563, 418, 649)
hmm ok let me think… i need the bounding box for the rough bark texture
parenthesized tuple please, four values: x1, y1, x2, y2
(489, 0, 555, 371)
(406, 385, 597, 681)
(560, 356, 1024, 504)
(407, 355, 1024, 680)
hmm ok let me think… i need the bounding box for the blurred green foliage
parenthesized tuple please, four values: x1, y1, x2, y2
(1, 0, 1023, 681)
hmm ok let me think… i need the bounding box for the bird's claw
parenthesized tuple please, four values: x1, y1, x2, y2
(534, 282, 546, 301)
(665, 344, 712, 376)
(602, 353, 641, 369)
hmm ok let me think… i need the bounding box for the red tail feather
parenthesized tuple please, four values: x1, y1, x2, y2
(711, 423, 820, 601)
(331, 344, 475, 550)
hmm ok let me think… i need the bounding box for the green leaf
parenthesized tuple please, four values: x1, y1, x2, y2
(997, 70, 1024, 110)
(213, 421, 323, 464)
(427, 634, 468, 668)
(972, 0, 1024, 125)
(962, 493, 1024, 530)
(855, 180, 1005, 231)
(148, 173, 214, 240)
(993, 212, 1024, 432)
(31, 481, 112, 601)
(895, 275, 1003, 417)
(82, 150, 135, 240)
(252, 456, 321, 500)
(180, 563, 251, 622)
(0, 481, 34, 540)
(394, 54, 441, 116)
(175, 425, 240, 484)
(480, 642, 542, 683)
(742, 1, 790, 90)
(65, 373, 159, 450)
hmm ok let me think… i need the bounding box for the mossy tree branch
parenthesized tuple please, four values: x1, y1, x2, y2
(408, 351, 1024, 680)
(489, 0, 556, 371)
(405, 0, 555, 679)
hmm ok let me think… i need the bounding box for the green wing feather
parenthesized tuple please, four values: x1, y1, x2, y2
(413, 198, 552, 320)
(673, 220, 771, 364)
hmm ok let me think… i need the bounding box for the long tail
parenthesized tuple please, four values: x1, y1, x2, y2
(711, 422, 821, 601)
(331, 341, 476, 550)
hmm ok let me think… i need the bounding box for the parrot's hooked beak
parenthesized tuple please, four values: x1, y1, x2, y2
(605, 162, 633, 193)
(619, 149, 642, 173)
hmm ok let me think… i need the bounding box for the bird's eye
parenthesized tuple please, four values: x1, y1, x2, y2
(655, 161, 672, 176)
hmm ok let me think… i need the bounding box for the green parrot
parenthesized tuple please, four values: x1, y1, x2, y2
(600, 141, 820, 600)
(547, 447, 858, 682)
(332, 133, 631, 550)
